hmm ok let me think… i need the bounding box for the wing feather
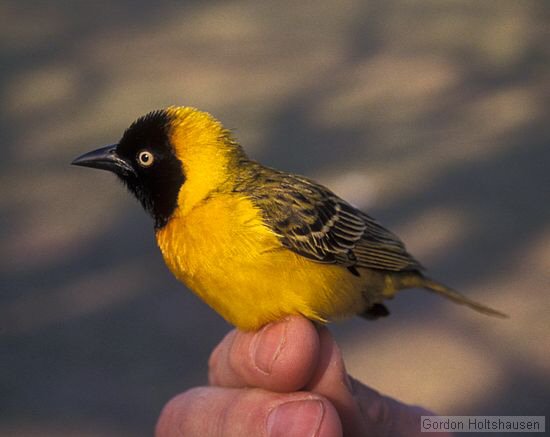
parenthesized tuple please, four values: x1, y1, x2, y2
(236, 165, 423, 272)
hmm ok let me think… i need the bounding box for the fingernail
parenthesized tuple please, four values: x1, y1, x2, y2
(267, 399, 324, 437)
(251, 319, 287, 374)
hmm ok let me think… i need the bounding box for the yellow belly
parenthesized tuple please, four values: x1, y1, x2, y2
(155, 193, 367, 330)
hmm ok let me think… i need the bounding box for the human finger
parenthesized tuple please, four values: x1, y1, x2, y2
(155, 386, 342, 437)
(208, 315, 320, 392)
(305, 326, 367, 435)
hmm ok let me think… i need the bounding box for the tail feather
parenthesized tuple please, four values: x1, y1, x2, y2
(421, 277, 508, 319)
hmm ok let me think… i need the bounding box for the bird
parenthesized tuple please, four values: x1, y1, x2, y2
(72, 106, 507, 330)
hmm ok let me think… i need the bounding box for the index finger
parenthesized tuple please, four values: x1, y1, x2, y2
(208, 315, 320, 392)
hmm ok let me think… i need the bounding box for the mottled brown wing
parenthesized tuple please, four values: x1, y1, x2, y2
(245, 170, 423, 272)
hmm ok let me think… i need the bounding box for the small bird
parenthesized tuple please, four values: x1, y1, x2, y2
(72, 106, 506, 330)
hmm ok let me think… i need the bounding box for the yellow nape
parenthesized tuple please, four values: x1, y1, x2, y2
(165, 106, 241, 216)
(156, 192, 366, 330)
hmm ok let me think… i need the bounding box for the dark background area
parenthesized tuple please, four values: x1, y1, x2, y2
(1, 1, 548, 435)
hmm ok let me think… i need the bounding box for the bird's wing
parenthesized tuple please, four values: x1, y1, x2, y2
(244, 171, 423, 272)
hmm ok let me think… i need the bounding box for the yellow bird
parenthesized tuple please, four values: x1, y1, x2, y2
(72, 106, 506, 330)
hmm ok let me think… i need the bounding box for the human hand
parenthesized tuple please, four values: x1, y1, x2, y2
(156, 316, 452, 436)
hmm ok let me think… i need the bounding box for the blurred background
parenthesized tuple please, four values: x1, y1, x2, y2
(1, 0, 548, 435)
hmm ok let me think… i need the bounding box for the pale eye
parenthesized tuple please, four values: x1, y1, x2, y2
(137, 150, 155, 167)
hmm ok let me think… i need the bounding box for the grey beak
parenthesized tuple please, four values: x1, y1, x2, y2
(71, 144, 135, 176)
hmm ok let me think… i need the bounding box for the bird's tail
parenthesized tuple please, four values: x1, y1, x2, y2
(420, 276, 508, 318)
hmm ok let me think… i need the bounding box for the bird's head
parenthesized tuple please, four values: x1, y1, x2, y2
(72, 106, 244, 229)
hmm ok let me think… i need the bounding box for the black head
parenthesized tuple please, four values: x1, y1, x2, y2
(72, 110, 185, 229)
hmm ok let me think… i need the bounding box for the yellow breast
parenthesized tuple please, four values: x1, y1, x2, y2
(155, 193, 366, 330)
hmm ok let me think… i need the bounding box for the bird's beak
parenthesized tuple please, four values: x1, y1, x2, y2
(71, 144, 136, 176)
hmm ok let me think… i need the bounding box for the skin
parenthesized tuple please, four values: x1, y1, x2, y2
(155, 316, 453, 437)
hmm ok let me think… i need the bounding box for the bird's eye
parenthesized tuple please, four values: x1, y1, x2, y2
(137, 150, 155, 167)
